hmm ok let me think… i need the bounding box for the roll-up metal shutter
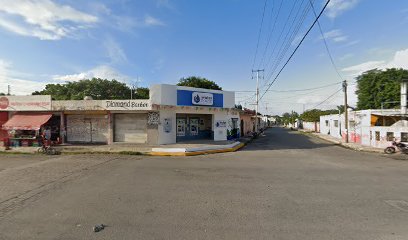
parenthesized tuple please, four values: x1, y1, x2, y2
(114, 113, 147, 143)
(67, 115, 108, 143)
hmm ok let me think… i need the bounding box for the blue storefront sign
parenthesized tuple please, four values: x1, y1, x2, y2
(177, 90, 223, 107)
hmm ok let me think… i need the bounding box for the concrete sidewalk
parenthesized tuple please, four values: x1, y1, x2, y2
(0, 137, 253, 156)
(299, 130, 383, 153)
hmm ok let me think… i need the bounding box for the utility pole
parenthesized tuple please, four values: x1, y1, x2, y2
(343, 80, 348, 143)
(252, 69, 264, 133)
(130, 77, 141, 100)
(7, 85, 10, 95)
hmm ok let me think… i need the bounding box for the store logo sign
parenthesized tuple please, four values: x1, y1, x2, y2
(192, 92, 213, 106)
(0, 97, 9, 109)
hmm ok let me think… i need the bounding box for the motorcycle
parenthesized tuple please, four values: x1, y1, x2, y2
(384, 140, 408, 154)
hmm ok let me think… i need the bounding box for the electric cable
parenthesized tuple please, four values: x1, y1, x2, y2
(259, 0, 332, 102)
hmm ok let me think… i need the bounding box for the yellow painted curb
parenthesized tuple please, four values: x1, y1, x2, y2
(149, 143, 246, 156)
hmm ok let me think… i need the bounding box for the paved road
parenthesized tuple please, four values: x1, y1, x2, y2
(0, 128, 408, 240)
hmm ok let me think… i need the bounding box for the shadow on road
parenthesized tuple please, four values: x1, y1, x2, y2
(241, 127, 331, 151)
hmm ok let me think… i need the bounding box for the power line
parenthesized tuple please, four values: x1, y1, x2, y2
(251, 0, 269, 69)
(308, 0, 343, 80)
(257, 0, 283, 69)
(268, 1, 311, 79)
(259, 0, 332, 102)
(310, 88, 342, 109)
(259, 0, 300, 71)
(233, 81, 341, 93)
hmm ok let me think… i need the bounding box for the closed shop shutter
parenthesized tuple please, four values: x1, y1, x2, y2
(67, 115, 108, 143)
(114, 114, 147, 143)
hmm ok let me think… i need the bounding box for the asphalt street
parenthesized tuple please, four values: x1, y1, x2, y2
(0, 127, 408, 240)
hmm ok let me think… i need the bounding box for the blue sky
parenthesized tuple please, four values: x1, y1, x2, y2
(0, 0, 407, 114)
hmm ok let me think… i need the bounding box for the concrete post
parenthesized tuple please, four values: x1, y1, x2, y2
(108, 112, 114, 145)
(401, 79, 408, 116)
(401, 79, 408, 127)
(60, 112, 65, 144)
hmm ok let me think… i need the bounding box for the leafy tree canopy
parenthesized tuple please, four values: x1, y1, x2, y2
(177, 76, 222, 90)
(280, 111, 299, 125)
(32, 78, 149, 100)
(356, 68, 408, 110)
(300, 109, 339, 122)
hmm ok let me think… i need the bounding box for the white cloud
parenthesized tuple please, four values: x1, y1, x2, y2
(92, 4, 165, 32)
(0, 0, 98, 40)
(53, 65, 129, 82)
(326, 0, 360, 19)
(342, 48, 408, 76)
(0, 59, 45, 95)
(103, 37, 127, 64)
(144, 15, 165, 26)
(342, 61, 386, 74)
(321, 29, 348, 42)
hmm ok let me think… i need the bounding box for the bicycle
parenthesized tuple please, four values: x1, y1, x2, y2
(37, 138, 58, 155)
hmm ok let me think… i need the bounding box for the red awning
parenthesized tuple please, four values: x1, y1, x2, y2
(2, 113, 52, 130)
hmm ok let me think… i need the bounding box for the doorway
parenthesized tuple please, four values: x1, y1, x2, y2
(176, 114, 213, 142)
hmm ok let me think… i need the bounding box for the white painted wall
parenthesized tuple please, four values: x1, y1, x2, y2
(213, 112, 228, 141)
(223, 91, 235, 108)
(157, 110, 176, 144)
(150, 84, 177, 106)
(302, 121, 319, 132)
(369, 127, 408, 148)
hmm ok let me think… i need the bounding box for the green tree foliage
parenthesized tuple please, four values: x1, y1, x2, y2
(133, 87, 150, 99)
(300, 109, 338, 122)
(356, 68, 408, 110)
(32, 78, 149, 100)
(177, 76, 222, 90)
(281, 111, 299, 125)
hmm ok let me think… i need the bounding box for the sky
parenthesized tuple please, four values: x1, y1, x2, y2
(0, 0, 408, 115)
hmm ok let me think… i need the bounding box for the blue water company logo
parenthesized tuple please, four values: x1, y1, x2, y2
(191, 92, 214, 106)
(193, 94, 201, 103)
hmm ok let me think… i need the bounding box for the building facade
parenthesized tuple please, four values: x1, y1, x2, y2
(320, 109, 408, 148)
(1, 84, 240, 146)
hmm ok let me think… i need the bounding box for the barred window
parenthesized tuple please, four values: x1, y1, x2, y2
(386, 132, 394, 141)
(401, 132, 408, 142)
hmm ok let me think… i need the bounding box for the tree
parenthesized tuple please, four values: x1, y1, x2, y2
(281, 111, 299, 125)
(300, 109, 338, 122)
(177, 76, 222, 90)
(133, 87, 150, 99)
(32, 78, 149, 100)
(356, 68, 408, 110)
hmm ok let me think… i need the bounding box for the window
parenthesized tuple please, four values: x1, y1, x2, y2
(349, 120, 355, 128)
(375, 131, 380, 141)
(401, 132, 408, 142)
(325, 120, 329, 126)
(334, 120, 338, 127)
(386, 132, 394, 141)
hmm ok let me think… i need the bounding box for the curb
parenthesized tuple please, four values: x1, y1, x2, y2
(308, 132, 382, 153)
(149, 142, 246, 156)
(1, 139, 252, 156)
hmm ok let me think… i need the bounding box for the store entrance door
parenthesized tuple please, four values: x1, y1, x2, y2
(176, 114, 212, 142)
